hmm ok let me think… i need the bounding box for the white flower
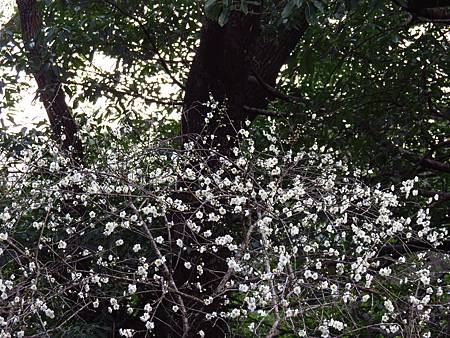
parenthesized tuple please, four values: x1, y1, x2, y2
(184, 262, 192, 269)
(172, 305, 179, 312)
(154, 258, 164, 267)
(44, 308, 55, 319)
(110, 298, 119, 310)
(119, 328, 134, 337)
(329, 319, 344, 331)
(230, 308, 240, 318)
(104, 222, 118, 236)
(384, 299, 394, 312)
(58, 240, 67, 249)
(318, 324, 329, 338)
(259, 189, 268, 200)
(227, 258, 240, 271)
(304, 269, 312, 279)
(49, 162, 60, 172)
(133, 244, 141, 252)
(128, 284, 137, 294)
(155, 236, 164, 244)
(239, 284, 249, 292)
(140, 312, 150, 322)
(176, 239, 183, 247)
(379, 267, 391, 277)
(330, 284, 338, 295)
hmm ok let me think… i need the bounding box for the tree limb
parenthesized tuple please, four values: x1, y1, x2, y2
(419, 157, 450, 173)
(378, 239, 450, 259)
(16, 0, 82, 160)
(394, 0, 450, 23)
(243, 105, 302, 117)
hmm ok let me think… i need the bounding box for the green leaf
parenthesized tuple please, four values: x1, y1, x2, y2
(218, 9, 229, 27)
(312, 0, 325, 12)
(305, 4, 317, 24)
(301, 48, 314, 75)
(205, 0, 216, 11)
(240, 0, 249, 15)
(334, 2, 346, 19)
(205, 0, 221, 20)
(344, 0, 359, 11)
(370, 0, 383, 10)
(282, 0, 295, 20)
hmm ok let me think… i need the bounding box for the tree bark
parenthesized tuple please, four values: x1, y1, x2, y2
(182, 10, 308, 152)
(405, 0, 450, 21)
(167, 8, 309, 337)
(16, 0, 82, 160)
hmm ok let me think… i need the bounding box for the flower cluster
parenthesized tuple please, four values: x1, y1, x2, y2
(0, 120, 448, 337)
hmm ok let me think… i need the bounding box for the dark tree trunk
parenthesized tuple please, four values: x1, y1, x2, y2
(182, 11, 308, 152)
(406, 0, 450, 21)
(163, 9, 309, 337)
(16, 0, 82, 160)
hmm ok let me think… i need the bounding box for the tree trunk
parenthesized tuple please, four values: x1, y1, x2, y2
(16, 0, 82, 160)
(406, 0, 450, 21)
(182, 11, 308, 152)
(164, 9, 309, 337)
